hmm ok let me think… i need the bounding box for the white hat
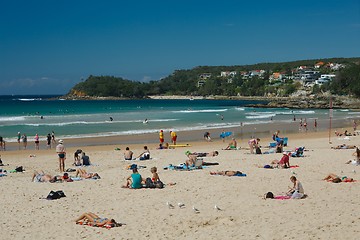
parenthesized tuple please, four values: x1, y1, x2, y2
(58, 139, 64, 144)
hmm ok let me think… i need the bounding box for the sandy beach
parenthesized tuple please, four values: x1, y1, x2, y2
(1, 126, 360, 239)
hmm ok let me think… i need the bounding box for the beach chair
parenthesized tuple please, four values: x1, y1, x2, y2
(283, 137, 288, 146)
(269, 142, 277, 148)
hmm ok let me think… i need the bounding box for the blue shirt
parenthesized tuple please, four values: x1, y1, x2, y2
(131, 173, 142, 189)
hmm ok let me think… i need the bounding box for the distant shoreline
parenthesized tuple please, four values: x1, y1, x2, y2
(58, 94, 360, 109)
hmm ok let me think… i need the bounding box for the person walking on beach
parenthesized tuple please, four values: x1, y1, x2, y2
(21, 134, 27, 150)
(170, 131, 177, 145)
(159, 130, 164, 144)
(17, 132, 21, 150)
(56, 139, 66, 172)
(314, 119, 318, 131)
(34, 134, 40, 150)
(299, 118, 303, 131)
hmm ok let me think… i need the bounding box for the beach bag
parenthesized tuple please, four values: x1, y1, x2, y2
(47, 191, 61, 200)
(255, 147, 262, 154)
(145, 178, 156, 188)
(155, 180, 164, 189)
(276, 146, 282, 153)
(15, 166, 24, 172)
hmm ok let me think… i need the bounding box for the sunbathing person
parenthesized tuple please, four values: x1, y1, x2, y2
(75, 168, 100, 179)
(137, 146, 150, 160)
(124, 147, 133, 160)
(270, 152, 291, 168)
(123, 167, 144, 189)
(32, 170, 57, 182)
(210, 170, 244, 176)
(224, 138, 237, 150)
(75, 212, 121, 227)
(150, 167, 160, 182)
(186, 150, 219, 157)
(286, 176, 305, 199)
(73, 149, 83, 166)
(331, 144, 357, 149)
(157, 143, 169, 149)
(323, 173, 354, 183)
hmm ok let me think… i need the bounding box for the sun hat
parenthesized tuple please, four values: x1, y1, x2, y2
(58, 139, 64, 144)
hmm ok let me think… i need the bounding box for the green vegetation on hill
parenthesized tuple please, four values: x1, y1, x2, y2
(67, 57, 360, 98)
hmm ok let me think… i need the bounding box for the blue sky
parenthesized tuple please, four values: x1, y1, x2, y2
(1, 0, 359, 95)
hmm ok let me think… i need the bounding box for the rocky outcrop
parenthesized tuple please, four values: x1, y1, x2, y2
(246, 96, 360, 109)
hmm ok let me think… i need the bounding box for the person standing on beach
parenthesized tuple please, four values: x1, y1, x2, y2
(314, 119, 318, 131)
(170, 131, 177, 145)
(303, 119, 308, 132)
(46, 133, 52, 149)
(51, 131, 56, 146)
(353, 120, 357, 132)
(299, 118, 303, 131)
(17, 132, 21, 150)
(56, 139, 66, 172)
(34, 134, 40, 150)
(159, 130, 164, 144)
(21, 134, 27, 150)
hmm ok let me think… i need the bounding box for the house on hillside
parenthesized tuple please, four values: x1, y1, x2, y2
(314, 61, 325, 69)
(199, 73, 212, 80)
(220, 71, 237, 78)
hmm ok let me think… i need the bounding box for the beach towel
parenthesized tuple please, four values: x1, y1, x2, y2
(163, 164, 207, 171)
(274, 195, 291, 200)
(290, 165, 300, 168)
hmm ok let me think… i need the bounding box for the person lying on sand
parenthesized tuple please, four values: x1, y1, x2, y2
(185, 150, 218, 157)
(210, 171, 244, 176)
(32, 170, 57, 183)
(75, 169, 100, 179)
(75, 212, 122, 227)
(122, 167, 144, 189)
(323, 173, 354, 183)
(331, 144, 357, 149)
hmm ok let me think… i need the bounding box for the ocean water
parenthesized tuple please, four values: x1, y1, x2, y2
(0, 95, 359, 143)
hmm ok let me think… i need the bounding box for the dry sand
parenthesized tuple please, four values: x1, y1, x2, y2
(1, 129, 360, 239)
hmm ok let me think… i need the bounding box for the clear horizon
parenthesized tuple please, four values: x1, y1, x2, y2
(1, 0, 360, 95)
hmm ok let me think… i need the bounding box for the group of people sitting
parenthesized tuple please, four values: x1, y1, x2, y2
(73, 149, 91, 166)
(124, 146, 150, 160)
(122, 166, 163, 189)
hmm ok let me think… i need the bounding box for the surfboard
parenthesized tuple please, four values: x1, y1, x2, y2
(168, 144, 191, 148)
(220, 132, 232, 138)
